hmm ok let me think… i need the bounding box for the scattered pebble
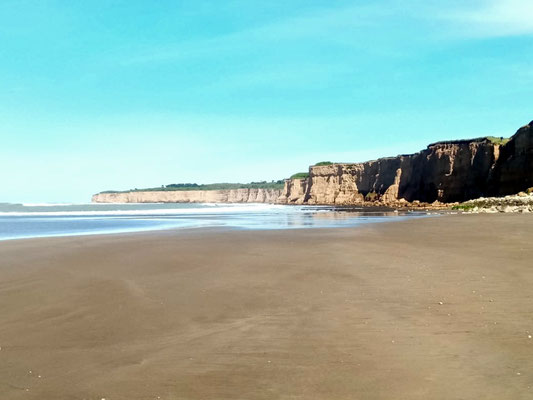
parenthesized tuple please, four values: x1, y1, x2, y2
(438, 301, 444, 305)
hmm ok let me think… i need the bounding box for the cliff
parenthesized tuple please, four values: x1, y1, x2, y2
(92, 188, 282, 204)
(93, 122, 531, 206)
(278, 121, 533, 205)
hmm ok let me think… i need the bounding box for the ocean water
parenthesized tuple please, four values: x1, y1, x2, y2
(0, 202, 426, 241)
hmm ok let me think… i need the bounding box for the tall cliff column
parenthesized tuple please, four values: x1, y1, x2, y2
(382, 168, 402, 202)
(490, 122, 533, 195)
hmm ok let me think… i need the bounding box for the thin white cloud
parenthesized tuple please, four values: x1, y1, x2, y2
(442, 0, 533, 38)
(118, 3, 392, 66)
(112, 0, 532, 69)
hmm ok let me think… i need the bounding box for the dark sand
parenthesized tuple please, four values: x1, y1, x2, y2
(1, 214, 533, 399)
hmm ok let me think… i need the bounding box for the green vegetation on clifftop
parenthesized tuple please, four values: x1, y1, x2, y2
(430, 136, 510, 147)
(485, 136, 511, 145)
(290, 172, 310, 180)
(100, 181, 285, 194)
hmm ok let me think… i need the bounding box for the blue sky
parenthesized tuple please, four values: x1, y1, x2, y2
(1, 0, 532, 203)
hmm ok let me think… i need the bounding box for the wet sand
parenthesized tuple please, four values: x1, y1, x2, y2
(1, 214, 533, 399)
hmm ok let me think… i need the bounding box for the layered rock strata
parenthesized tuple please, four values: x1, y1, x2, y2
(92, 188, 282, 204)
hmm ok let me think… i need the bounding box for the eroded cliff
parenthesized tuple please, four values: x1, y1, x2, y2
(93, 188, 282, 204)
(279, 121, 533, 205)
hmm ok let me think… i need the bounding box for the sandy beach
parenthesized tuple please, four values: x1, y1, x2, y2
(1, 214, 533, 399)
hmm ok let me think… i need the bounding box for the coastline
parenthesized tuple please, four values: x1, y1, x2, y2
(0, 203, 434, 242)
(1, 214, 532, 399)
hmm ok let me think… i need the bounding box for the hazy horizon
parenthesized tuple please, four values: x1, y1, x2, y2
(1, 0, 532, 203)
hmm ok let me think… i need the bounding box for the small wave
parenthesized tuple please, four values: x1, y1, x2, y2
(21, 203, 78, 207)
(0, 204, 290, 217)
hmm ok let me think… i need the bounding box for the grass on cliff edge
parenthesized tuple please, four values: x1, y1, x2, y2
(290, 172, 310, 180)
(485, 136, 511, 145)
(100, 181, 285, 194)
(430, 136, 510, 146)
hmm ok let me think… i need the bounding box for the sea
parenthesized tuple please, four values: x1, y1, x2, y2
(0, 202, 427, 241)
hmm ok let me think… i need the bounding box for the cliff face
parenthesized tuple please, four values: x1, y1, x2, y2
(93, 188, 282, 204)
(276, 178, 309, 204)
(489, 123, 533, 196)
(279, 122, 533, 205)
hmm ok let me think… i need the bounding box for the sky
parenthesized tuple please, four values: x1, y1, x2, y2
(1, 0, 532, 203)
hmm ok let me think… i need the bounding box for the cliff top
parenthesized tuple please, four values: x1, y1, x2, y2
(515, 121, 533, 135)
(428, 136, 510, 147)
(99, 181, 285, 194)
(290, 172, 310, 180)
(307, 136, 512, 170)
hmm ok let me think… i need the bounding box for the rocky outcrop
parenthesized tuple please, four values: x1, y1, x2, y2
(279, 121, 533, 205)
(92, 188, 282, 204)
(276, 178, 309, 204)
(458, 191, 533, 213)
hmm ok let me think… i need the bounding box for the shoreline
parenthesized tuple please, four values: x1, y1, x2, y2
(0, 216, 427, 243)
(1, 214, 532, 399)
(0, 204, 436, 242)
